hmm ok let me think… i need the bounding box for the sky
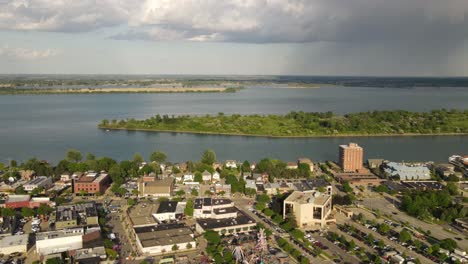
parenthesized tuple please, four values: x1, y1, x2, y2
(0, 0, 467, 76)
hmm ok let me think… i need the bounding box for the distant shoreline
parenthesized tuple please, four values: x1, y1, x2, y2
(0, 87, 241, 95)
(98, 126, 468, 138)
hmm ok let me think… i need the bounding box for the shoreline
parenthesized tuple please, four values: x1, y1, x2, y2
(0, 87, 241, 95)
(98, 126, 468, 138)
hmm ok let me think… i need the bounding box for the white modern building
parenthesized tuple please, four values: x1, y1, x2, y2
(36, 228, 84, 256)
(283, 191, 334, 228)
(193, 198, 234, 218)
(152, 201, 186, 222)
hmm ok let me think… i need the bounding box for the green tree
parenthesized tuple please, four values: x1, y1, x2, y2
(204, 230, 221, 245)
(440, 238, 457, 251)
(257, 194, 271, 204)
(21, 207, 35, 218)
(2, 208, 16, 217)
(201, 149, 216, 165)
(194, 172, 203, 183)
(342, 181, 353, 193)
(184, 199, 194, 216)
(45, 258, 64, 264)
(378, 224, 390, 235)
(186, 242, 193, 249)
(446, 182, 459, 195)
(172, 244, 179, 251)
(242, 160, 251, 172)
(150, 151, 167, 163)
(10, 159, 18, 168)
(191, 188, 199, 196)
(127, 198, 136, 207)
(86, 153, 96, 160)
(399, 230, 412, 243)
(66, 149, 82, 162)
(133, 152, 144, 164)
(176, 190, 185, 197)
(37, 204, 53, 215)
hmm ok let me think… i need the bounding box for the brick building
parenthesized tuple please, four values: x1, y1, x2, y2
(73, 172, 110, 195)
(338, 143, 363, 172)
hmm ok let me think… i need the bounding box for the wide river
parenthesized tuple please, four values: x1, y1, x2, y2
(0, 86, 467, 164)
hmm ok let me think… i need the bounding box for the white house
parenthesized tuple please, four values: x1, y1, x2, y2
(202, 171, 212, 182)
(225, 160, 237, 169)
(183, 174, 194, 182)
(212, 172, 220, 181)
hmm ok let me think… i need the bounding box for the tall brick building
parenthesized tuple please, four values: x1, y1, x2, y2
(338, 143, 363, 172)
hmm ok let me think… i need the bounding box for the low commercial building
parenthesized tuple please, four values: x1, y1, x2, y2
(195, 207, 257, 235)
(138, 178, 174, 197)
(383, 162, 431, 181)
(73, 172, 110, 195)
(55, 203, 98, 229)
(194, 198, 234, 218)
(75, 246, 107, 263)
(0, 234, 28, 255)
(5, 195, 52, 209)
(133, 224, 196, 255)
(152, 201, 186, 222)
(334, 172, 384, 186)
(36, 228, 84, 256)
(283, 191, 334, 228)
(24, 176, 52, 192)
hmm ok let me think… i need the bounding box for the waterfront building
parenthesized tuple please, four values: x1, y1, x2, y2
(338, 143, 364, 172)
(383, 162, 431, 180)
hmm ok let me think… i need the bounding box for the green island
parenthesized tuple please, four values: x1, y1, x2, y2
(98, 109, 468, 137)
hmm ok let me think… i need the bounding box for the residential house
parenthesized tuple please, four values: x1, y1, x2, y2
(298, 158, 315, 172)
(202, 170, 212, 182)
(286, 162, 298, 170)
(225, 160, 237, 169)
(212, 172, 220, 181)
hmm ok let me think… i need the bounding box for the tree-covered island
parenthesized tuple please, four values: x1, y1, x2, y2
(99, 109, 468, 137)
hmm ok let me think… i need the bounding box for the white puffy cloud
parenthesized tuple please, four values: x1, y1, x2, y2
(0, 0, 467, 43)
(0, 46, 59, 59)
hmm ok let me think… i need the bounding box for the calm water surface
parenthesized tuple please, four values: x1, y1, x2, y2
(0, 86, 467, 163)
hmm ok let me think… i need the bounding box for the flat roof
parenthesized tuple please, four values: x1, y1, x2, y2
(6, 195, 30, 203)
(135, 224, 194, 248)
(194, 198, 233, 209)
(25, 176, 49, 185)
(156, 201, 178, 214)
(129, 202, 158, 226)
(285, 191, 331, 206)
(196, 207, 256, 230)
(36, 228, 84, 241)
(0, 234, 28, 248)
